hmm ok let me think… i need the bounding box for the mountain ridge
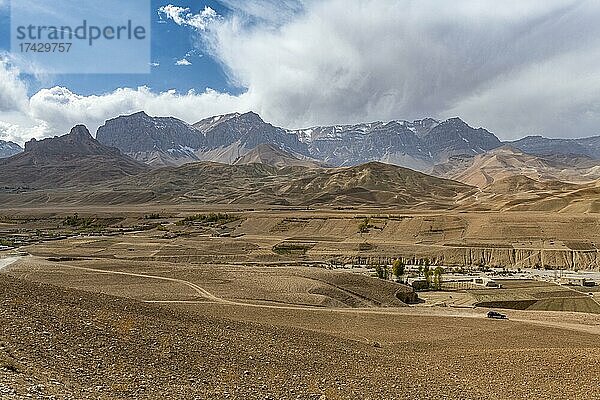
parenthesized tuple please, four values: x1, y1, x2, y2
(0, 125, 148, 189)
(96, 111, 502, 170)
(433, 146, 600, 187)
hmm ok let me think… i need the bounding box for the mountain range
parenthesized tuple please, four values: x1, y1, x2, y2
(95, 111, 502, 170)
(96, 111, 309, 167)
(6, 110, 600, 175)
(93, 111, 600, 175)
(508, 135, 600, 159)
(3, 111, 600, 211)
(0, 125, 473, 208)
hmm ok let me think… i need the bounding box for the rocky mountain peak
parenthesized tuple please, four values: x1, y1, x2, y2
(68, 124, 94, 140)
(0, 140, 23, 158)
(24, 125, 102, 155)
(129, 111, 150, 118)
(96, 111, 204, 155)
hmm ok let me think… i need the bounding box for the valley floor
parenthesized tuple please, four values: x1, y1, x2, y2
(2, 207, 600, 399)
(2, 259, 600, 399)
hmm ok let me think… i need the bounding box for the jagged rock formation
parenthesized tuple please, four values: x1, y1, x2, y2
(0, 140, 22, 158)
(0, 125, 148, 188)
(96, 111, 501, 170)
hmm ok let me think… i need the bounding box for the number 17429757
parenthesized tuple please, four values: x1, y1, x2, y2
(19, 42, 72, 52)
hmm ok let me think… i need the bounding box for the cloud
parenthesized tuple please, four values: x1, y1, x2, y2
(27, 86, 252, 138)
(0, 58, 29, 113)
(5, 0, 600, 143)
(175, 58, 192, 66)
(202, 0, 600, 137)
(158, 5, 218, 31)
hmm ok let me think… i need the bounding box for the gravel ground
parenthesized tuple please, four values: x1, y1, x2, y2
(2, 275, 600, 399)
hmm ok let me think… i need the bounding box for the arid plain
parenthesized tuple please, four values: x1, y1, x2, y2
(2, 205, 600, 399)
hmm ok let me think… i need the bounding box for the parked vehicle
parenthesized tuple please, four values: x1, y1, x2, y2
(487, 310, 508, 319)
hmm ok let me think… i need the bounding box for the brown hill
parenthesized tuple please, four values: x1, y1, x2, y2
(233, 143, 323, 168)
(433, 146, 600, 187)
(104, 161, 474, 207)
(455, 174, 600, 212)
(0, 160, 474, 208)
(0, 125, 148, 189)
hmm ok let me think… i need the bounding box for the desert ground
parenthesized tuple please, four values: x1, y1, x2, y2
(2, 206, 600, 399)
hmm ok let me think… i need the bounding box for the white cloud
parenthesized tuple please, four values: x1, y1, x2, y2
(0, 58, 29, 113)
(175, 58, 192, 66)
(158, 5, 218, 31)
(0, 57, 254, 144)
(26, 86, 252, 140)
(4, 0, 600, 144)
(0, 119, 49, 144)
(202, 0, 600, 137)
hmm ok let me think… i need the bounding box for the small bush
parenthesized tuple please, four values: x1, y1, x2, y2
(63, 213, 96, 228)
(358, 242, 374, 251)
(0, 239, 14, 247)
(358, 217, 371, 233)
(392, 259, 405, 276)
(272, 243, 312, 255)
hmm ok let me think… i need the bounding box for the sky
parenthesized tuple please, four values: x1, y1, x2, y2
(2, 0, 600, 145)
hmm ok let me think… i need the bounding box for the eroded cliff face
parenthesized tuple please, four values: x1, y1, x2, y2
(399, 247, 598, 270)
(321, 247, 598, 271)
(230, 213, 600, 271)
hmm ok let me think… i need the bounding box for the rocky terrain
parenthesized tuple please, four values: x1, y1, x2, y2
(0, 125, 148, 189)
(0, 140, 22, 158)
(97, 111, 308, 167)
(96, 111, 204, 167)
(290, 117, 501, 170)
(194, 112, 309, 163)
(508, 135, 600, 159)
(96, 111, 501, 170)
(2, 263, 600, 399)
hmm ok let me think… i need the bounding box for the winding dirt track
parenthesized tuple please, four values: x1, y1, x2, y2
(59, 264, 231, 305)
(42, 262, 600, 336)
(0, 257, 20, 271)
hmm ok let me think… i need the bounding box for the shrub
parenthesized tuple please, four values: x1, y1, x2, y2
(272, 243, 311, 255)
(358, 217, 371, 233)
(375, 264, 389, 279)
(63, 213, 96, 228)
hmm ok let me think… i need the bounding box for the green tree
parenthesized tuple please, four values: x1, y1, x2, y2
(423, 265, 432, 288)
(375, 264, 389, 279)
(358, 217, 370, 234)
(392, 259, 405, 277)
(433, 267, 444, 290)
